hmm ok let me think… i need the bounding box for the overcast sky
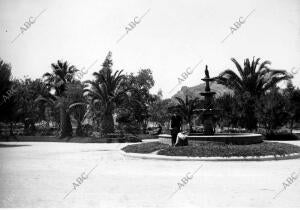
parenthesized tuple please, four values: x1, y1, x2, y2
(0, 0, 300, 98)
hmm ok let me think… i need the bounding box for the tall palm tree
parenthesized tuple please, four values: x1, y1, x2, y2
(43, 60, 78, 96)
(216, 57, 291, 97)
(215, 57, 291, 130)
(173, 95, 199, 132)
(84, 69, 131, 134)
(43, 60, 78, 138)
(84, 52, 138, 134)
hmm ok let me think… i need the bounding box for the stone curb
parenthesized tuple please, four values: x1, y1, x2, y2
(120, 151, 300, 161)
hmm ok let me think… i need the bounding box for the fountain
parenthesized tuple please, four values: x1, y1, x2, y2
(198, 65, 216, 135)
(159, 65, 263, 145)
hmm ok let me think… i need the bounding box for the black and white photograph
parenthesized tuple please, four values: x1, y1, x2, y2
(0, 0, 300, 208)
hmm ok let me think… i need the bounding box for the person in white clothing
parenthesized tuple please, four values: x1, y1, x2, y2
(175, 130, 189, 146)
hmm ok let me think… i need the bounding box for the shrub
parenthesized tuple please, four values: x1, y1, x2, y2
(265, 132, 298, 140)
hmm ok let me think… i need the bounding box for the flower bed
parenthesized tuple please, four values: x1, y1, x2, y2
(122, 141, 300, 157)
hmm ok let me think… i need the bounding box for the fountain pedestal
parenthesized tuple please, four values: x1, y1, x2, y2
(199, 65, 216, 135)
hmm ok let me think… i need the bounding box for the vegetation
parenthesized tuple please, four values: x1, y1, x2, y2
(148, 91, 173, 128)
(67, 83, 87, 136)
(84, 52, 131, 134)
(116, 68, 156, 134)
(215, 93, 240, 128)
(264, 132, 298, 141)
(13, 78, 49, 135)
(256, 88, 289, 133)
(0, 60, 15, 135)
(122, 141, 300, 157)
(0, 55, 299, 140)
(173, 95, 200, 132)
(122, 141, 169, 153)
(284, 81, 300, 133)
(42, 60, 78, 137)
(215, 57, 291, 130)
(0, 53, 162, 138)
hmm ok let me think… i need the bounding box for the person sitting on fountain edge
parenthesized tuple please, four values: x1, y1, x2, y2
(170, 111, 182, 146)
(175, 130, 189, 147)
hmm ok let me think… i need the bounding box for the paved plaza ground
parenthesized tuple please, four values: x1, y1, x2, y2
(0, 140, 300, 207)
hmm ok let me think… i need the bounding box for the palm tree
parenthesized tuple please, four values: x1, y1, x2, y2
(215, 57, 291, 130)
(66, 82, 87, 136)
(216, 57, 291, 97)
(84, 69, 131, 134)
(173, 95, 199, 132)
(68, 102, 87, 136)
(43, 60, 78, 138)
(84, 52, 132, 134)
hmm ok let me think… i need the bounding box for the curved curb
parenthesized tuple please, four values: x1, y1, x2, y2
(120, 151, 300, 161)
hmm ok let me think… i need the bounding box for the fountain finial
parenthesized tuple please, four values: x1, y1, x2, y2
(204, 66, 210, 92)
(205, 65, 210, 78)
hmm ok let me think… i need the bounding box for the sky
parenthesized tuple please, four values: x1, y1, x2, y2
(0, 0, 300, 98)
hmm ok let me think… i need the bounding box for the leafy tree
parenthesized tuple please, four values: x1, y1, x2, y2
(12, 78, 49, 134)
(0, 59, 16, 135)
(216, 57, 291, 130)
(0, 60, 13, 104)
(148, 92, 173, 126)
(0, 59, 13, 111)
(116, 108, 140, 134)
(284, 81, 300, 133)
(215, 94, 240, 128)
(256, 88, 289, 133)
(123, 69, 155, 132)
(43, 60, 78, 137)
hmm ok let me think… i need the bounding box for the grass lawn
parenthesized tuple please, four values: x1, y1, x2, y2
(122, 141, 169, 153)
(122, 141, 300, 157)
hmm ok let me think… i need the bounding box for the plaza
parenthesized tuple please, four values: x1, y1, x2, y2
(1, 140, 299, 207)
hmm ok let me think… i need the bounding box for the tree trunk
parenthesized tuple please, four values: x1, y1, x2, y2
(76, 120, 83, 136)
(59, 106, 72, 138)
(142, 122, 147, 134)
(9, 122, 14, 136)
(29, 121, 36, 133)
(290, 119, 294, 134)
(24, 120, 29, 135)
(66, 113, 73, 135)
(101, 113, 114, 134)
(245, 109, 257, 131)
(189, 122, 193, 133)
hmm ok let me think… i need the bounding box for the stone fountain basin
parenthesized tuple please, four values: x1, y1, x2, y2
(158, 133, 263, 145)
